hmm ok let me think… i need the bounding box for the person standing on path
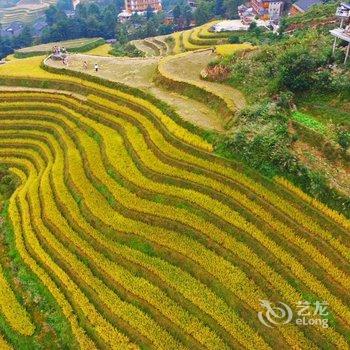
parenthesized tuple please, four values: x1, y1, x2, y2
(94, 63, 99, 72)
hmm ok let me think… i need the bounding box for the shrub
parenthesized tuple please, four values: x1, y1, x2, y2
(278, 48, 319, 92)
(314, 70, 332, 91)
(248, 22, 257, 31)
(0, 166, 17, 199)
(337, 129, 350, 150)
(228, 35, 240, 44)
(109, 42, 145, 57)
(331, 74, 350, 92)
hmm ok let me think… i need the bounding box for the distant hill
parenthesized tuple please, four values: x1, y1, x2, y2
(0, 0, 55, 25)
(0, 0, 20, 8)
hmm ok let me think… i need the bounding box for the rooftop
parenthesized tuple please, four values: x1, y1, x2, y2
(330, 27, 350, 43)
(336, 3, 350, 17)
(293, 0, 322, 12)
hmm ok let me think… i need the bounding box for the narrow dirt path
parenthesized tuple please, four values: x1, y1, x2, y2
(46, 54, 224, 131)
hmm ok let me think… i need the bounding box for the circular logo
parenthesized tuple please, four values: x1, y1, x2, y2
(258, 300, 293, 328)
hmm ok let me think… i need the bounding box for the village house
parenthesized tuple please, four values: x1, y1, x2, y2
(290, 0, 322, 16)
(118, 0, 162, 21)
(251, 0, 285, 21)
(330, 2, 350, 63)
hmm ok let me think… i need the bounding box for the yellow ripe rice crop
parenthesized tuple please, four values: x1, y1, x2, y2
(0, 335, 12, 350)
(0, 57, 212, 152)
(85, 44, 112, 56)
(172, 31, 183, 54)
(182, 30, 207, 51)
(171, 21, 226, 53)
(0, 54, 349, 349)
(0, 264, 35, 336)
(275, 176, 350, 231)
(215, 43, 254, 57)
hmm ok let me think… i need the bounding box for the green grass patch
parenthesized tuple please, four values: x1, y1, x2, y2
(297, 94, 350, 128)
(128, 238, 156, 257)
(291, 111, 326, 133)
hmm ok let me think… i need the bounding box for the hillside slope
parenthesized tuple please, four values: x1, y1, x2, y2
(0, 52, 349, 349)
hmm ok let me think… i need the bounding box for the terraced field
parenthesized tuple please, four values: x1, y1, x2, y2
(14, 38, 105, 58)
(134, 22, 245, 57)
(0, 54, 349, 349)
(45, 54, 225, 130)
(85, 44, 113, 56)
(170, 21, 247, 55)
(157, 50, 247, 125)
(132, 36, 172, 57)
(0, 3, 49, 25)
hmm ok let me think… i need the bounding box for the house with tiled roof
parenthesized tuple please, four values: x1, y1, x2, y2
(290, 0, 322, 15)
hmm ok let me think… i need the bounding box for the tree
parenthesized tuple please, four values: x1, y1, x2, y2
(248, 21, 257, 30)
(86, 16, 103, 37)
(130, 13, 143, 25)
(223, 0, 243, 18)
(278, 48, 318, 92)
(115, 22, 128, 44)
(173, 4, 181, 21)
(194, 1, 214, 25)
(114, 0, 124, 12)
(145, 17, 158, 37)
(158, 23, 173, 35)
(102, 5, 117, 39)
(88, 3, 101, 18)
(45, 5, 58, 26)
(228, 34, 240, 43)
(13, 25, 33, 48)
(183, 5, 193, 26)
(0, 35, 13, 60)
(215, 0, 224, 16)
(75, 3, 88, 19)
(146, 5, 154, 20)
(57, 0, 73, 11)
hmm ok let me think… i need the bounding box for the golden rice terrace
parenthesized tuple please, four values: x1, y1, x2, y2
(0, 56, 349, 349)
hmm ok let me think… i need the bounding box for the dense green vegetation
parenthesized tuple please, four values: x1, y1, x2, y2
(291, 111, 326, 133)
(207, 12, 350, 213)
(0, 0, 121, 59)
(0, 25, 33, 59)
(109, 42, 145, 57)
(214, 99, 350, 215)
(42, 2, 119, 43)
(280, 2, 338, 30)
(221, 30, 349, 99)
(0, 165, 16, 200)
